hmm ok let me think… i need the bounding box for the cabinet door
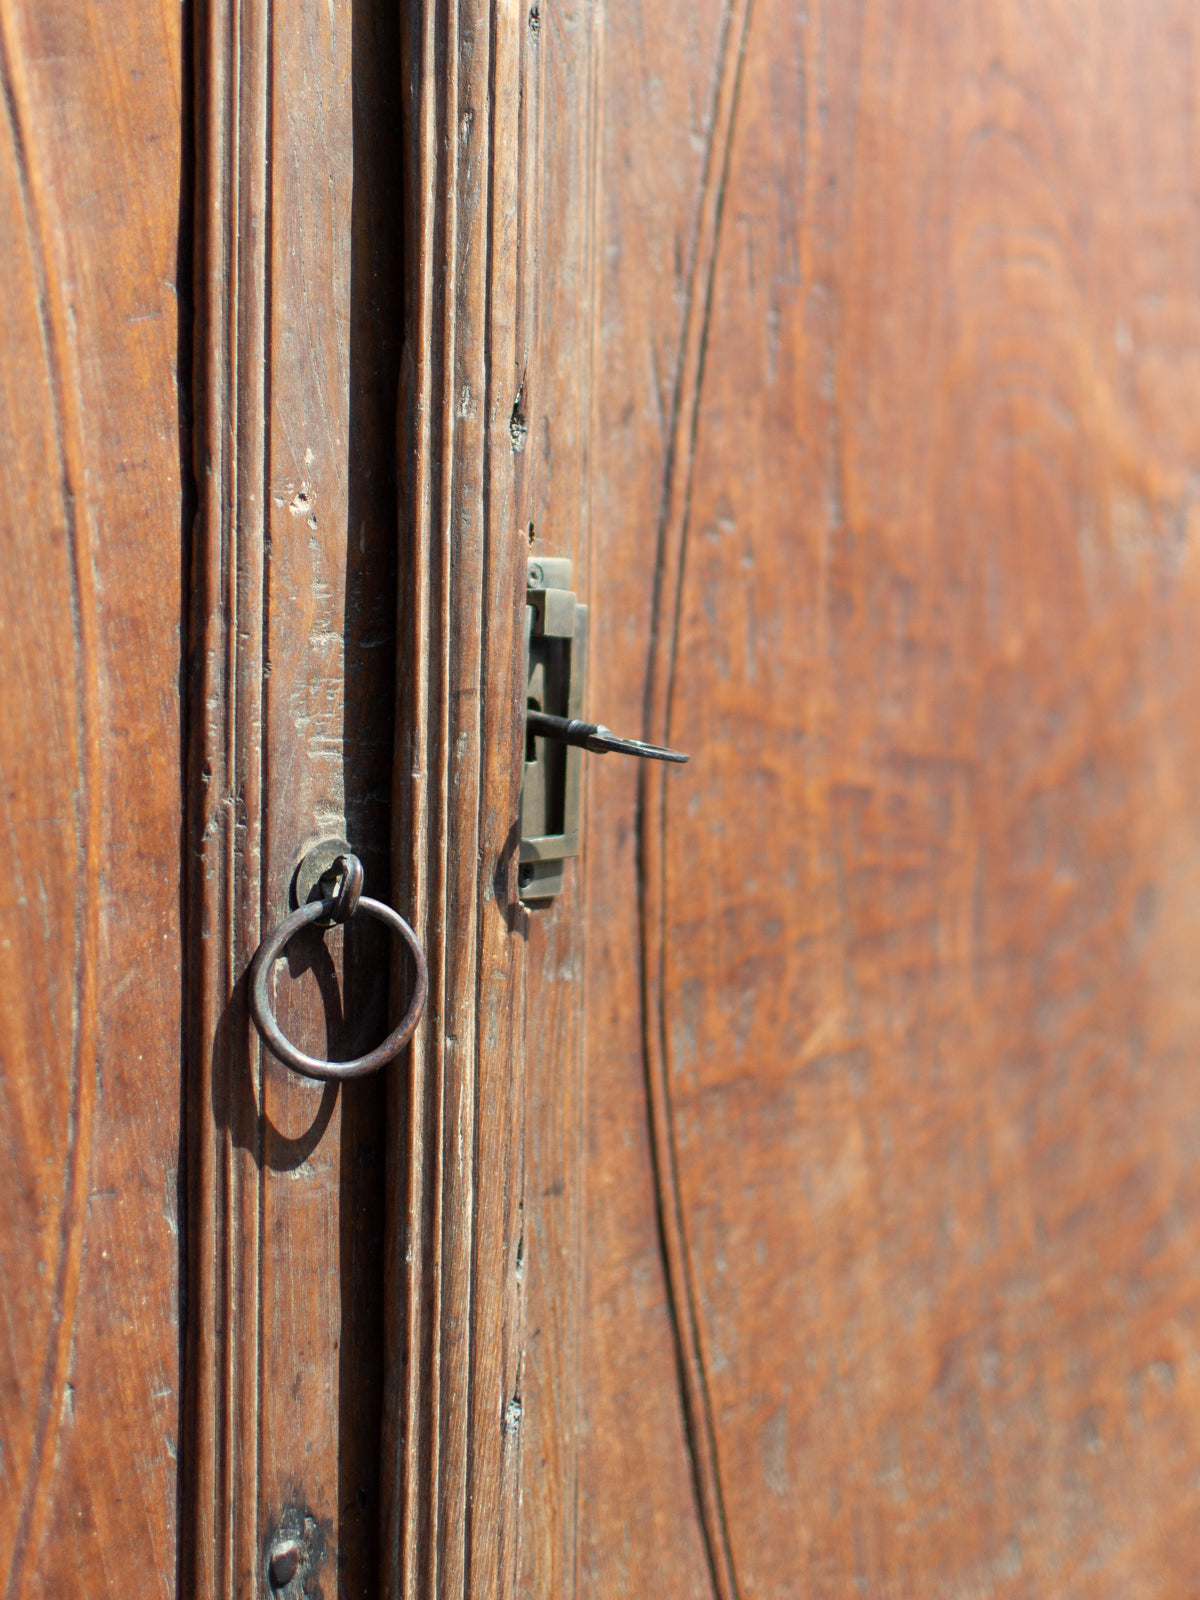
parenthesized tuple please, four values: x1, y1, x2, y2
(9, 2, 1200, 1597)
(524, 3, 1200, 1598)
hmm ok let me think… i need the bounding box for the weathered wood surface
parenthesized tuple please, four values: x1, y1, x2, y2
(0, 0, 184, 1594)
(573, 0, 1200, 1595)
(184, 0, 404, 1592)
(517, 3, 599, 1599)
(9, 0, 1200, 1595)
(382, 0, 536, 1596)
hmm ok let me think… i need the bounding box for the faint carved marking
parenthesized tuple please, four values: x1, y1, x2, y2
(636, 2, 755, 1598)
(0, 8, 101, 1595)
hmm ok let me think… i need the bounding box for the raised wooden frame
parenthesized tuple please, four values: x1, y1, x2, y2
(184, 0, 548, 1593)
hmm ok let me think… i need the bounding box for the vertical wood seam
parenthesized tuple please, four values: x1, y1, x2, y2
(392, 0, 438, 1585)
(185, 0, 270, 1585)
(464, 0, 500, 1588)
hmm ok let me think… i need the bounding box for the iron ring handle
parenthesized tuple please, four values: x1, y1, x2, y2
(248, 894, 428, 1081)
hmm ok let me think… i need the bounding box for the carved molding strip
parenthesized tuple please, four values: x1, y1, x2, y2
(384, 0, 536, 1597)
(184, 0, 268, 1590)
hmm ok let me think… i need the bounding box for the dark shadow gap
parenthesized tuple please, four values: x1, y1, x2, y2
(338, 0, 407, 1590)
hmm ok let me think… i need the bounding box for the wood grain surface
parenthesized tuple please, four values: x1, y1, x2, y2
(518, 4, 599, 1600)
(9, 0, 1200, 1595)
(0, 0, 185, 1595)
(184, 0, 404, 1593)
(573, 0, 1200, 1596)
(382, 1, 536, 1595)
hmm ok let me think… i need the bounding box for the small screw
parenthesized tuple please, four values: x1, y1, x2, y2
(527, 562, 544, 587)
(268, 1543, 301, 1590)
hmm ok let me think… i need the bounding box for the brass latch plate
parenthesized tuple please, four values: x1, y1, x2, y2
(519, 558, 586, 901)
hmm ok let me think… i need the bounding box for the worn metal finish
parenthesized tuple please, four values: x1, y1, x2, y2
(263, 1506, 327, 1599)
(525, 711, 689, 764)
(521, 561, 587, 900)
(520, 559, 688, 902)
(326, 853, 364, 924)
(249, 893, 428, 1080)
(292, 834, 354, 921)
(292, 841, 364, 927)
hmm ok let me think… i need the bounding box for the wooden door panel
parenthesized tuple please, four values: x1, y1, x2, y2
(185, 0, 406, 1590)
(381, 3, 535, 1594)
(567, 2, 751, 1592)
(0, 1, 184, 1594)
(662, 6, 1200, 1591)
(8, 0, 1200, 1595)
(579, 1, 1200, 1596)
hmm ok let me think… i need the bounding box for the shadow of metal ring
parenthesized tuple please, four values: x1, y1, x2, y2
(248, 894, 427, 1080)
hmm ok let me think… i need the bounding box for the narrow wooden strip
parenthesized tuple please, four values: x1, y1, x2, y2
(467, 0, 529, 1592)
(517, 0, 600, 1594)
(185, 0, 269, 1590)
(386, 1, 530, 1596)
(386, 0, 449, 1591)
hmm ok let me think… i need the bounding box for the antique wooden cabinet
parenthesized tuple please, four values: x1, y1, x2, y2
(5, 0, 1200, 1595)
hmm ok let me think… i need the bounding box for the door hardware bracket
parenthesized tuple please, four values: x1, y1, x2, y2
(518, 558, 690, 903)
(520, 558, 586, 902)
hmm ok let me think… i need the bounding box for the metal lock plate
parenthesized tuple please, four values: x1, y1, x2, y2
(520, 558, 586, 901)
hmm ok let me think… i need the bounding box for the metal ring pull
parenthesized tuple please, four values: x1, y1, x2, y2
(327, 852, 363, 923)
(248, 850, 427, 1081)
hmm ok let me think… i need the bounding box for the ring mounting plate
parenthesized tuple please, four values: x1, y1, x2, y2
(293, 836, 353, 918)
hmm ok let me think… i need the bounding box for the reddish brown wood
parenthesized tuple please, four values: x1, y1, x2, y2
(12, 0, 1200, 1595)
(0, 0, 184, 1594)
(382, 2, 535, 1596)
(571, 1, 1200, 1595)
(518, 4, 600, 1598)
(185, 0, 404, 1593)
